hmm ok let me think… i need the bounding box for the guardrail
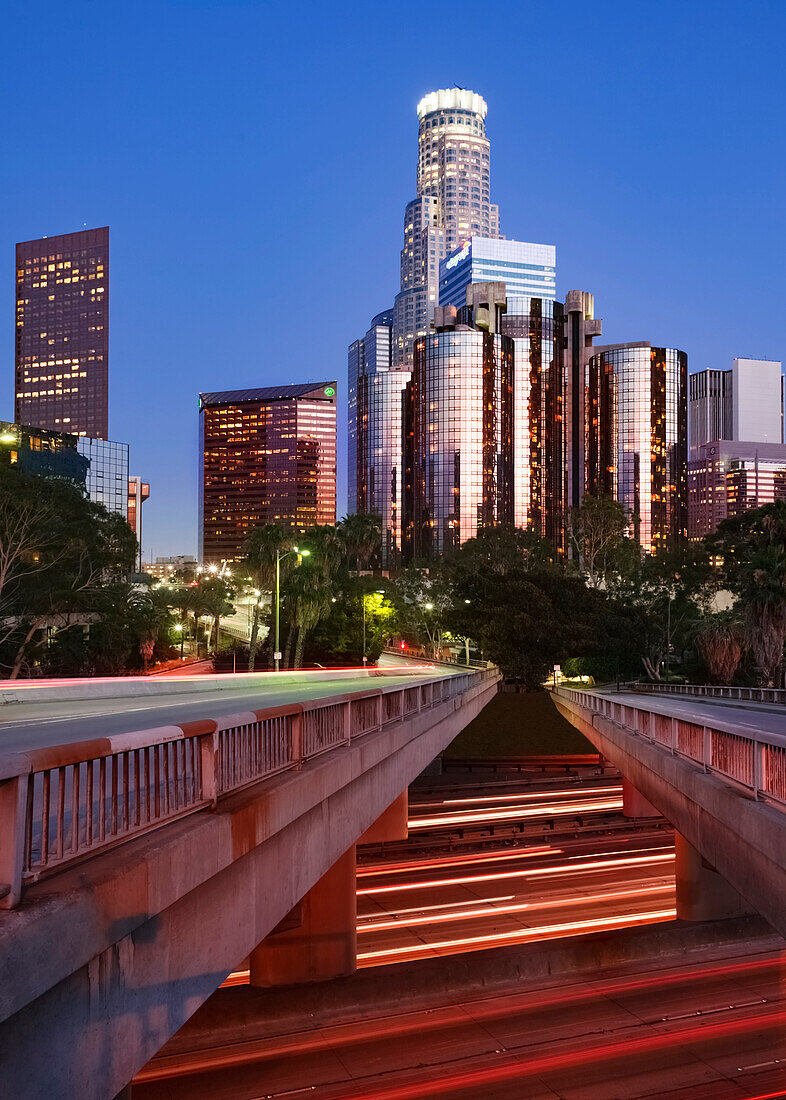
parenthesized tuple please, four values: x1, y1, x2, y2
(554, 686, 786, 812)
(383, 646, 490, 671)
(634, 683, 786, 704)
(0, 667, 497, 909)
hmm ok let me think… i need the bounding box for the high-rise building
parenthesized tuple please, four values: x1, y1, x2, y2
(587, 343, 688, 553)
(393, 89, 502, 369)
(731, 358, 782, 444)
(0, 420, 89, 488)
(440, 238, 556, 310)
(403, 283, 514, 558)
(199, 383, 337, 563)
(689, 440, 786, 538)
(498, 294, 557, 534)
(127, 476, 150, 570)
(347, 310, 410, 563)
(547, 292, 603, 550)
(689, 370, 731, 459)
(689, 359, 782, 457)
(15, 227, 109, 439)
(0, 420, 131, 521)
(77, 436, 130, 516)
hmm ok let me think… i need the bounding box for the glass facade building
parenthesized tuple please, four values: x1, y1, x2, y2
(0, 419, 131, 521)
(393, 89, 501, 369)
(0, 420, 89, 488)
(440, 238, 556, 310)
(588, 343, 688, 553)
(76, 436, 130, 516)
(199, 383, 337, 563)
(404, 286, 514, 558)
(15, 227, 109, 439)
(348, 310, 410, 563)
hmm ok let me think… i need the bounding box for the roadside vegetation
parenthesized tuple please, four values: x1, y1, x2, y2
(1, 460, 784, 687)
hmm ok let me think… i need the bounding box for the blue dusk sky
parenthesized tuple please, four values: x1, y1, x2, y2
(1, 0, 784, 558)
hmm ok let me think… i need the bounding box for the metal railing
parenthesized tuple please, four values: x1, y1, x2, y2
(634, 683, 786, 705)
(554, 686, 786, 811)
(0, 668, 497, 909)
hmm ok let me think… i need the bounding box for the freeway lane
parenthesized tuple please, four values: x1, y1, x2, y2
(133, 944, 786, 1099)
(0, 662, 444, 754)
(605, 690, 786, 740)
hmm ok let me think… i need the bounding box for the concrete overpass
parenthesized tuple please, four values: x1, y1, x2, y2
(551, 684, 786, 938)
(0, 662, 499, 1099)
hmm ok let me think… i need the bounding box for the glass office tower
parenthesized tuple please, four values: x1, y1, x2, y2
(348, 310, 410, 563)
(393, 88, 501, 369)
(15, 227, 109, 439)
(588, 343, 688, 553)
(440, 238, 556, 309)
(404, 284, 514, 558)
(199, 383, 337, 563)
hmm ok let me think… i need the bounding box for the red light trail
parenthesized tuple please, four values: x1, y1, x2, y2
(357, 906, 677, 963)
(358, 850, 673, 895)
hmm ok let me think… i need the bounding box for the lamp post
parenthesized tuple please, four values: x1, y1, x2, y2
(174, 623, 184, 659)
(274, 546, 309, 672)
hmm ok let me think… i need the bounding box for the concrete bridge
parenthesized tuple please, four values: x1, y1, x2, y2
(0, 663, 499, 1099)
(551, 684, 786, 938)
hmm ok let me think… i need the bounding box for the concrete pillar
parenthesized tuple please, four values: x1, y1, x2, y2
(357, 791, 409, 844)
(675, 832, 752, 921)
(622, 776, 661, 818)
(249, 845, 357, 987)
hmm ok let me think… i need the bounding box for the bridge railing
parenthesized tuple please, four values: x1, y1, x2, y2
(554, 686, 786, 812)
(634, 682, 786, 704)
(0, 667, 498, 909)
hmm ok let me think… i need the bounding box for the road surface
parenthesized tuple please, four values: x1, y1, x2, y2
(607, 689, 786, 740)
(0, 659, 442, 754)
(133, 940, 786, 1099)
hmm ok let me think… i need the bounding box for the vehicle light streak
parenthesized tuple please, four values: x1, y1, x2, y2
(357, 883, 672, 932)
(357, 907, 677, 962)
(196, 952, 785, 1075)
(358, 894, 516, 919)
(432, 785, 623, 806)
(408, 797, 623, 828)
(325, 1003, 786, 1099)
(357, 845, 561, 877)
(358, 851, 673, 895)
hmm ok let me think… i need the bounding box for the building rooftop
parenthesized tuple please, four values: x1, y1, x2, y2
(199, 382, 337, 407)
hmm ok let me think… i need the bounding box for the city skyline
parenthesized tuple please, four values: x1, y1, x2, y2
(1, 0, 785, 557)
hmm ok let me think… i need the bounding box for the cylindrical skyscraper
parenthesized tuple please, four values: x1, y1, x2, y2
(393, 88, 501, 369)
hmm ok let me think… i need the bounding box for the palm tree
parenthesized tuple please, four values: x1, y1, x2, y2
(197, 582, 235, 652)
(284, 567, 332, 669)
(694, 613, 744, 684)
(743, 545, 786, 686)
(339, 513, 382, 574)
(244, 524, 293, 671)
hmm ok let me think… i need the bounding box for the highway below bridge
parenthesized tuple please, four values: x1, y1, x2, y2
(0, 658, 499, 1099)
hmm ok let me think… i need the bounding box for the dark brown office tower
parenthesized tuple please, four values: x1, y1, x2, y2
(545, 291, 603, 553)
(15, 227, 109, 439)
(199, 383, 337, 563)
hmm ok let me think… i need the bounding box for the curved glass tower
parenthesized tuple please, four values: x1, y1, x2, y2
(393, 88, 501, 370)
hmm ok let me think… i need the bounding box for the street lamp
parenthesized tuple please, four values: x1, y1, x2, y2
(174, 623, 184, 659)
(274, 546, 309, 672)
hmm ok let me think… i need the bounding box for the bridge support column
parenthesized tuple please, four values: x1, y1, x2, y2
(249, 845, 357, 988)
(622, 777, 660, 818)
(675, 832, 752, 921)
(358, 791, 409, 844)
